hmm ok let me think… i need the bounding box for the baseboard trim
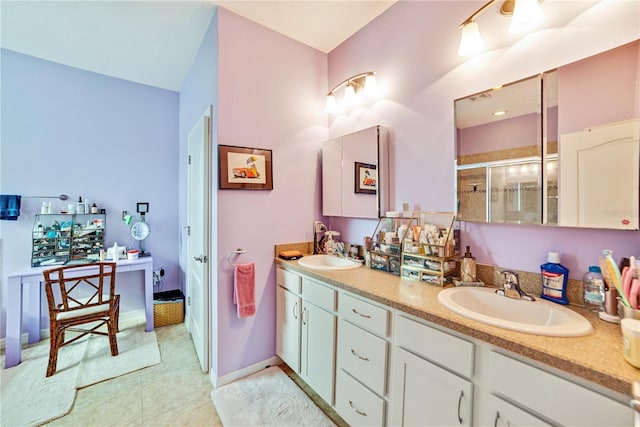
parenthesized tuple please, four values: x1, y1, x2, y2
(210, 356, 283, 388)
(0, 310, 146, 351)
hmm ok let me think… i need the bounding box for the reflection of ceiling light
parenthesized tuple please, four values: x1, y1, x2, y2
(493, 109, 508, 116)
(325, 72, 378, 114)
(458, 0, 545, 57)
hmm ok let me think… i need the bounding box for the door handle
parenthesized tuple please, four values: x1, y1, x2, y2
(194, 255, 207, 263)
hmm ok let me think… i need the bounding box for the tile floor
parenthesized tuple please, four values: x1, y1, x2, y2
(45, 323, 222, 427)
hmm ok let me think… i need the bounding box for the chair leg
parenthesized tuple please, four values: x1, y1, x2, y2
(107, 320, 119, 356)
(47, 328, 62, 377)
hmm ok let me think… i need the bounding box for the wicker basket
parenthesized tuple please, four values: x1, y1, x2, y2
(153, 290, 184, 327)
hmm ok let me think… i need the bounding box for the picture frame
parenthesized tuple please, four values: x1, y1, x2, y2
(354, 162, 377, 194)
(219, 145, 273, 190)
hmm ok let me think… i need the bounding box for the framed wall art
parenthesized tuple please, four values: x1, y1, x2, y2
(354, 162, 377, 194)
(219, 145, 273, 190)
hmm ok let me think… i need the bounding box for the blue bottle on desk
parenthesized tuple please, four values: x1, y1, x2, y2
(540, 251, 569, 305)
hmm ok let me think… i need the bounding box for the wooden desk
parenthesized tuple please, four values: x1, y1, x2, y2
(4, 257, 154, 368)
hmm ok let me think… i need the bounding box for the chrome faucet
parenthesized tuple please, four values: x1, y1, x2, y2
(495, 270, 536, 301)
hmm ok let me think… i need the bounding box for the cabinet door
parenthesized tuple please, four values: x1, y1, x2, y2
(480, 394, 552, 427)
(276, 286, 301, 373)
(390, 348, 472, 427)
(301, 300, 336, 405)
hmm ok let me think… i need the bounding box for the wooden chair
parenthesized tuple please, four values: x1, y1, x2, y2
(43, 262, 120, 377)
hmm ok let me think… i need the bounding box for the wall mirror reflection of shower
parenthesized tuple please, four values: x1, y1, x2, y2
(455, 40, 639, 230)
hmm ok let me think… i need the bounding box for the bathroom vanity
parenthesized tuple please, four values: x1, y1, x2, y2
(275, 258, 636, 426)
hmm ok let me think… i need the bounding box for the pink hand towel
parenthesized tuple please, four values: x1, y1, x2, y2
(233, 263, 256, 318)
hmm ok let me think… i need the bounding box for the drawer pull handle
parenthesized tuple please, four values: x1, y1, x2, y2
(293, 301, 298, 320)
(352, 308, 371, 318)
(457, 390, 464, 424)
(349, 400, 367, 417)
(302, 307, 307, 325)
(350, 349, 370, 361)
(493, 411, 500, 427)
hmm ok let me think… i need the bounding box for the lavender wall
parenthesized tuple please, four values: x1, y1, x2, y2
(178, 13, 220, 372)
(458, 113, 538, 156)
(215, 9, 327, 377)
(558, 41, 640, 135)
(0, 49, 179, 336)
(327, 1, 639, 279)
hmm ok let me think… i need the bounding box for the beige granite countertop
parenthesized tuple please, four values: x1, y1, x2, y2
(275, 256, 639, 397)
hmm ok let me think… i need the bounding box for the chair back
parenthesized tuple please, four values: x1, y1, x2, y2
(43, 262, 117, 317)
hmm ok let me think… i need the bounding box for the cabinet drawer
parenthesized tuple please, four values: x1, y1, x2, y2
(277, 268, 300, 294)
(301, 277, 336, 311)
(338, 319, 388, 396)
(335, 369, 385, 427)
(395, 314, 474, 378)
(490, 351, 633, 426)
(339, 293, 390, 337)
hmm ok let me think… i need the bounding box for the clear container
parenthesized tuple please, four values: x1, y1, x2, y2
(583, 265, 605, 312)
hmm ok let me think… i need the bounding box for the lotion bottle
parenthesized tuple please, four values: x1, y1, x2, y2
(461, 246, 476, 283)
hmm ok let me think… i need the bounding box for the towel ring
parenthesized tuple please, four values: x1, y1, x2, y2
(227, 248, 246, 267)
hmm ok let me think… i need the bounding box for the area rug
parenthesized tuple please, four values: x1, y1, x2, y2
(0, 326, 160, 426)
(210, 366, 335, 426)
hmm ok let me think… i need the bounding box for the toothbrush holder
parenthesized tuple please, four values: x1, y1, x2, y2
(618, 298, 640, 320)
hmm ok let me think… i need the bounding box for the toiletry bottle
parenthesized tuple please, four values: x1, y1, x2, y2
(77, 196, 85, 214)
(461, 246, 477, 283)
(540, 251, 569, 305)
(583, 265, 604, 312)
(91, 203, 98, 214)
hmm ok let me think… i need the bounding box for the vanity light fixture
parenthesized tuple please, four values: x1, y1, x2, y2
(325, 71, 377, 114)
(458, 0, 544, 57)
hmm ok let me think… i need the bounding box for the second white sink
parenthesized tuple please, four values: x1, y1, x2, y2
(437, 287, 593, 337)
(297, 254, 362, 271)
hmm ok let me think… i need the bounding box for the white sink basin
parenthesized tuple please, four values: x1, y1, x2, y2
(437, 287, 593, 337)
(297, 254, 362, 271)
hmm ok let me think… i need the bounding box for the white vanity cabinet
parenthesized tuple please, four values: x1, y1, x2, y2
(276, 265, 634, 427)
(276, 269, 301, 372)
(300, 277, 337, 405)
(276, 268, 337, 405)
(390, 314, 474, 426)
(335, 293, 392, 426)
(479, 394, 552, 427)
(484, 351, 633, 426)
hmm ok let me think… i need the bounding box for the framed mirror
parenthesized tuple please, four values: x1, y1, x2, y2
(322, 125, 389, 219)
(455, 40, 639, 230)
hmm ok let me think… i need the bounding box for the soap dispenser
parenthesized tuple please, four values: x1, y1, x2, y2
(461, 246, 476, 283)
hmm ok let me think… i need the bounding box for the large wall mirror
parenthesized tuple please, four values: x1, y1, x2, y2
(322, 125, 389, 219)
(455, 40, 639, 230)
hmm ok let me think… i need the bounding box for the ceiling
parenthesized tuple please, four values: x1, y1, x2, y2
(0, 1, 396, 91)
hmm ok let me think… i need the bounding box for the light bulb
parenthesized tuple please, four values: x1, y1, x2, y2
(509, 0, 544, 34)
(458, 21, 484, 56)
(344, 83, 355, 105)
(364, 74, 378, 97)
(325, 94, 337, 114)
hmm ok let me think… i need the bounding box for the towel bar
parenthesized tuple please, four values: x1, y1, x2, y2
(227, 248, 246, 267)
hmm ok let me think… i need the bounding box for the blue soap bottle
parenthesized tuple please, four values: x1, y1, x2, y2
(540, 251, 569, 304)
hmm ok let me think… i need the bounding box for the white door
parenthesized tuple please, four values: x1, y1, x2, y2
(391, 348, 472, 426)
(276, 286, 301, 372)
(187, 109, 211, 372)
(301, 301, 336, 405)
